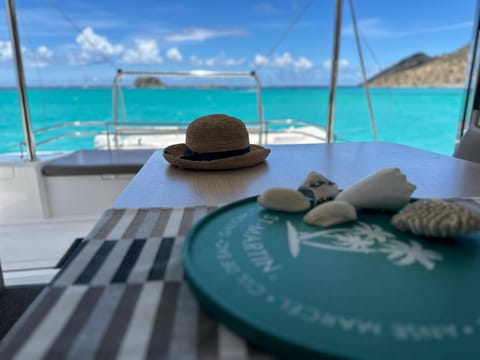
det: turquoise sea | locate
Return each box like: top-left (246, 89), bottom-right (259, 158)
top-left (0, 87), bottom-right (465, 155)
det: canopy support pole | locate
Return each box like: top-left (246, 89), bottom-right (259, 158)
top-left (5, 0), bottom-right (36, 160)
top-left (326, 0), bottom-right (343, 143)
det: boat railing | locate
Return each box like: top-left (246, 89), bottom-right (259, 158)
top-left (3, 120), bottom-right (111, 156)
top-left (3, 69), bottom-right (330, 157)
top-left (3, 117), bottom-right (327, 157)
top-left (113, 69), bottom-right (267, 145)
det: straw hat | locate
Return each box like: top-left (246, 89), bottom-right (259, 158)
top-left (163, 114), bottom-right (270, 170)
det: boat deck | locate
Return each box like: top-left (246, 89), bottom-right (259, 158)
top-left (0, 217), bottom-right (97, 285)
top-left (1, 126), bottom-right (328, 286)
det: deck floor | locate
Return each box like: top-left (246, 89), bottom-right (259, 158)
top-left (0, 218), bottom-right (97, 285)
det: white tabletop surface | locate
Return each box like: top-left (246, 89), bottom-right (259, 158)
top-left (113, 142), bottom-right (480, 208)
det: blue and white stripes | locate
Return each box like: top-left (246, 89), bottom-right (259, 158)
top-left (0, 207), bottom-right (273, 360)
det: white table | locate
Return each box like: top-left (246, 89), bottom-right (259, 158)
top-left (114, 142), bottom-right (480, 208)
top-left (4, 142), bottom-right (480, 359)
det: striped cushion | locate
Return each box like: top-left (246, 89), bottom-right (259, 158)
top-left (0, 207), bottom-right (275, 359)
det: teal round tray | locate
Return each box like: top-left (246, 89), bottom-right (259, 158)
top-left (183, 196), bottom-right (480, 359)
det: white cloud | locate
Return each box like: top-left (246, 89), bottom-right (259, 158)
top-left (342, 18), bottom-right (392, 39)
top-left (166, 47), bottom-right (183, 62)
top-left (224, 57), bottom-right (246, 67)
top-left (186, 52), bottom-right (312, 72)
top-left (0, 41), bottom-right (52, 67)
top-left (205, 57), bottom-right (216, 67)
top-left (0, 41), bottom-right (13, 61)
top-left (294, 57), bottom-right (313, 71)
top-left (254, 54), bottom-right (269, 67)
top-left (69, 27), bottom-right (123, 65)
top-left (342, 18), bottom-right (473, 39)
top-left (322, 58), bottom-right (350, 70)
top-left (273, 52), bottom-right (293, 67)
top-left (214, 56), bottom-right (245, 67)
top-left (253, 53), bottom-right (314, 71)
top-left (122, 39), bottom-right (162, 64)
top-left (37, 46), bottom-right (53, 60)
top-left (189, 53), bottom-right (245, 68)
top-left (165, 28), bottom-right (247, 42)
top-left (77, 27), bottom-right (123, 55)
top-left (189, 55), bottom-right (203, 66)
top-left (414, 21), bottom-right (473, 35)
top-left (26, 46), bottom-right (54, 67)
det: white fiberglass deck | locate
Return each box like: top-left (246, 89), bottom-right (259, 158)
top-left (0, 218), bottom-right (97, 285)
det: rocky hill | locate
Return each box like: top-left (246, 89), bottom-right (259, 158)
top-left (366, 45), bottom-right (469, 87)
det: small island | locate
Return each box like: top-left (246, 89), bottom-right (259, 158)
top-left (132, 77), bottom-right (230, 89)
top-left (134, 77), bottom-right (166, 88)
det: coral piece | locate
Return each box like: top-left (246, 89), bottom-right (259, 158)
top-left (336, 168), bottom-right (416, 211)
top-left (257, 187), bottom-right (311, 212)
top-left (391, 199), bottom-right (480, 237)
top-left (298, 171), bottom-right (339, 206)
top-left (303, 200), bottom-right (357, 227)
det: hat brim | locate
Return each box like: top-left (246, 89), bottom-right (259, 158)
top-left (163, 143), bottom-right (271, 170)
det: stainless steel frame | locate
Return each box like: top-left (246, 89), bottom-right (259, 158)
top-left (5, 118), bottom-right (327, 154)
top-left (458, 2), bottom-right (480, 138)
top-left (326, 0), bottom-right (343, 143)
top-left (5, 0), bottom-right (36, 160)
top-left (112, 69), bottom-right (265, 144)
top-left (454, 1), bottom-right (480, 162)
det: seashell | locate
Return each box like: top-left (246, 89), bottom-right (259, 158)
top-left (391, 199), bottom-right (480, 238)
top-left (304, 200), bottom-right (357, 227)
top-left (298, 171), bottom-right (339, 206)
top-left (335, 168), bottom-right (416, 211)
top-left (257, 187), bottom-right (311, 212)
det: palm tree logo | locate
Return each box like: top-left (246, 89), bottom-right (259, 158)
top-left (286, 221), bottom-right (443, 271)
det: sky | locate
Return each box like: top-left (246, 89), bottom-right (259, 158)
top-left (0, 0), bottom-right (477, 87)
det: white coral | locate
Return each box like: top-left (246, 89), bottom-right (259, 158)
top-left (392, 199), bottom-right (480, 237)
